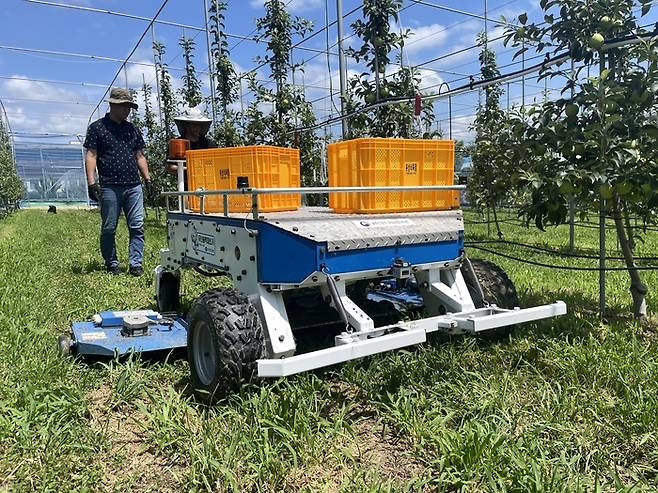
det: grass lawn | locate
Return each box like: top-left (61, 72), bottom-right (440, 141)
top-left (0, 208), bottom-right (656, 492)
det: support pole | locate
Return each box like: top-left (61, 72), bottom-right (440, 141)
top-left (336, 0), bottom-right (349, 138)
top-left (568, 58), bottom-right (575, 250)
top-left (598, 53), bottom-right (606, 321)
top-left (151, 24), bottom-right (163, 124)
top-left (599, 198), bottom-right (606, 320)
top-left (448, 96), bottom-right (452, 139)
top-left (521, 39), bottom-right (526, 113)
top-left (203, 0), bottom-right (218, 122)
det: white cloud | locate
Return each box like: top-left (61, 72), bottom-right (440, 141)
top-left (1, 76), bottom-right (94, 138)
top-left (417, 69), bottom-right (443, 93)
top-left (401, 23), bottom-right (450, 54)
top-left (124, 58), bottom-right (158, 89)
top-left (3, 76), bottom-right (78, 102)
top-left (447, 114), bottom-right (476, 142)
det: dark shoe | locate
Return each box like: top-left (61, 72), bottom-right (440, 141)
top-left (106, 265), bottom-right (121, 275)
top-left (129, 265), bottom-right (144, 277)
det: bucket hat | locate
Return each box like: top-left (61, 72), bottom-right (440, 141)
top-left (174, 106), bottom-right (212, 135)
top-left (106, 87), bottom-right (138, 109)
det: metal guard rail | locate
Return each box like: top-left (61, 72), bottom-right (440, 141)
top-left (161, 185), bottom-right (467, 219)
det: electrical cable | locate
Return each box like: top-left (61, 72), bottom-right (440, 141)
top-left (325, 0), bottom-right (340, 115)
top-left (465, 239), bottom-right (658, 261)
top-left (88, 0), bottom-right (171, 124)
top-left (292, 26), bottom-right (658, 133)
top-left (466, 244), bottom-right (658, 271)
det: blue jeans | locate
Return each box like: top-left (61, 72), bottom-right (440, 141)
top-left (100, 184), bottom-right (144, 268)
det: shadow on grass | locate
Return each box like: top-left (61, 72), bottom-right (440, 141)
top-left (70, 258), bottom-right (106, 274)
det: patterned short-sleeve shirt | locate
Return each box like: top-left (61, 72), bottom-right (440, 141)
top-left (84, 114), bottom-right (145, 186)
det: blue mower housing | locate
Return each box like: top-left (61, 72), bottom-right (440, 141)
top-left (63, 309), bottom-right (187, 357)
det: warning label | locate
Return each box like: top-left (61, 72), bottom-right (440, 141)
top-left (79, 331), bottom-right (107, 341)
top-left (353, 218), bottom-right (415, 229)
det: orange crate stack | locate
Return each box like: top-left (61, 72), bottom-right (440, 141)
top-left (328, 138), bottom-right (458, 214)
top-left (186, 146), bottom-right (301, 213)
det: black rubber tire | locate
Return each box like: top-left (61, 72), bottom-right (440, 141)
top-left (57, 334), bottom-right (73, 357)
top-left (463, 258), bottom-right (519, 339)
top-left (157, 271), bottom-right (180, 313)
top-left (187, 288), bottom-right (265, 403)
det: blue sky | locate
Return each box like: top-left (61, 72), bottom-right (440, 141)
top-left (0, 0), bottom-right (648, 144)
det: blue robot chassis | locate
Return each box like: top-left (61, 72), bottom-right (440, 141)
top-left (155, 186), bottom-right (566, 383)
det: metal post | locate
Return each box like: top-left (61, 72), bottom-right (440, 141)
top-left (123, 65), bottom-right (129, 89)
top-left (239, 75), bottom-right (244, 114)
top-left (251, 192), bottom-right (259, 220)
top-left (291, 47), bottom-right (298, 130)
top-left (336, 0), bottom-right (349, 138)
top-left (203, 0), bottom-right (218, 123)
top-left (176, 160), bottom-right (185, 211)
top-left (484, 0), bottom-right (489, 45)
top-left (599, 198), bottom-right (606, 319)
top-left (521, 39), bottom-right (526, 113)
top-left (569, 196), bottom-right (575, 250)
top-left (151, 24), bottom-right (163, 124)
top-left (448, 96), bottom-right (452, 139)
top-left (568, 58), bottom-right (575, 250)
top-left (598, 53), bottom-right (606, 321)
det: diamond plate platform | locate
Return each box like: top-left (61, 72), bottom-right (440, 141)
top-left (215, 207), bottom-right (463, 251)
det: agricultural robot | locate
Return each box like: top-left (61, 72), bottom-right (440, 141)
top-left (61, 171), bottom-right (566, 402)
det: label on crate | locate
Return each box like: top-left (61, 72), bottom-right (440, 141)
top-left (405, 162), bottom-right (418, 174)
top-left (354, 218), bottom-right (415, 229)
top-left (192, 232), bottom-right (216, 255)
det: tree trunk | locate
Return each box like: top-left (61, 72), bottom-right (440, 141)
top-left (623, 208), bottom-right (635, 252)
top-left (612, 196), bottom-right (647, 319)
top-left (491, 204), bottom-right (504, 239)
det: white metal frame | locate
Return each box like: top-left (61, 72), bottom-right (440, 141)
top-left (257, 301), bottom-right (567, 377)
top-left (156, 185), bottom-right (567, 378)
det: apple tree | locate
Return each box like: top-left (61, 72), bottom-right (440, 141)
top-left (505, 0), bottom-right (658, 318)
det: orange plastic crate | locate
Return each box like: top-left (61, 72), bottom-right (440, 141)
top-left (186, 145), bottom-right (301, 213)
top-left (328, 138), bottom-right (458, 214)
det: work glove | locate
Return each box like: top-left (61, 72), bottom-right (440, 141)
top-left (88, 182), bottom-right (101, 202)
top-left (144, 179), bottom-right (157, 202)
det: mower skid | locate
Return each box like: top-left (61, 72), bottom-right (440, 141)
top-left (446, 301), bottom-right (567, 333)
top-left (257, 329), bottom-right (427, 377)
top-left (257, 301), bottom-right (566, 377)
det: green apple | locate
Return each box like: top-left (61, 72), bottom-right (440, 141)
top-left (559, 181), bottom-right (575, 194)
top-left (615, 181), bottom-right (632, 196)
top-left (589, 32), bottom-right (605, 49)
top-left (599, 183), bottom-right (613, 199)
top-left (565, 103), bottom-right (579, 117)
top-left (599, 15), bottom-right (613, 29)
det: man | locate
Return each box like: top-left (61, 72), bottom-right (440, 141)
top-left (167, 107), bottom-right (216, 177)
top-left (84, 87), bottom-right (153, 276)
